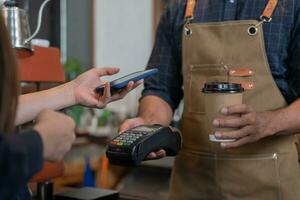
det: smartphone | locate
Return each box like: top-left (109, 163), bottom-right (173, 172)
top-left (95, 68), bottom-right (158, 95)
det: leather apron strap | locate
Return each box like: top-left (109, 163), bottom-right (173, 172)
top-left (261, 0), bottom-right (278, 22)
top-left (184, 0), bottom-right (278, 21)
top-left (184, 0), bottom-right (196, 20)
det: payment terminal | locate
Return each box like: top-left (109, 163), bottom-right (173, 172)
top-left (106, 125), bottom-right (182, 166)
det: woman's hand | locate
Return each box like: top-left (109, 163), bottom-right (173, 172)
top-left (68, 67), bottom-right (142, 108)
top-left (213, 104), bottom-right (277, 149)
top-left (34, 109), bottom-right (76, 161)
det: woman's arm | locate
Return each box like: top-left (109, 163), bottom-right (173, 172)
top-left (16, 67), bottom-right (141, 125)
top-left (17, 82), bottom-right (75, 125)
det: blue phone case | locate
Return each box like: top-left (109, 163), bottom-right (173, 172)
top-left (95, 68), bottom-right (158, 94)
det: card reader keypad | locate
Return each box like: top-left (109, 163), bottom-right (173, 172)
top-left (110, 131), bottom-right (148, 147)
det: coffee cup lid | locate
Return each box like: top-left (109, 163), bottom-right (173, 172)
top-left (202, 82), bottom-right (244, 93)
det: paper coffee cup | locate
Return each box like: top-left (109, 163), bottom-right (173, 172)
top-left (202, 82), bottom-right (244, 143)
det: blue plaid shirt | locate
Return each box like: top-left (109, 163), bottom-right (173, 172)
top-left (143, 0), bottom-right (300, 111)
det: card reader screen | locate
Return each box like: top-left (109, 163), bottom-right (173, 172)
top-left (132, 126), bottom-right (156, 132)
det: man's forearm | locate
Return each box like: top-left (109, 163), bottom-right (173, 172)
top-left (138, 95), bottom-right (173, 126)
top-left (16, 83), bottom-right (75, 125)
top-left (268, 99), bottom-right (300, 136)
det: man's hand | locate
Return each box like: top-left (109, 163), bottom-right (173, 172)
top-left (69, 67), bottom-right (142, 108)
top-left (119, 117), bottom-right (147, 133)
top-left (34, 109), bottom-right (76, 161)
top-left (120, 117), bottom-right (166, 160)
top-left (213, 104), bottom-right (276, 149)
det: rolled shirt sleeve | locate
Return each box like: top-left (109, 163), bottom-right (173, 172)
top-left (142, 2), bottom-right (184, 112)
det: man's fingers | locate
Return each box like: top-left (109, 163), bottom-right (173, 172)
top-left (222, 104), bottom-right (253, 115)
top-left (220, 136), bottom-right (252, 149)
top-left (119, 118), bottom-right (145, 133)
top-left (119, 123), bottom-right (130, 133)
top-left (118, 120), bottom-right (136, 133)
top-left (215, 126), bottom-right (252, 139)
top-left (146, 149), bottom-right (166, 160)
top-left (94, 67), bottom-right (120, 77)
top-left (156, 149), bottom-right (166, 158)
top-left (147, 152), bottom-right (157, 159)
top-left (213, 116), bottom-right (250, 128)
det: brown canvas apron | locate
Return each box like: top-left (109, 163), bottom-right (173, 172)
top-left (169, 0), bottom-right (300, 199)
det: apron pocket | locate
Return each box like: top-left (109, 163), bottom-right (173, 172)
top-left (188, 64), bottom-right (228, 114)
top-left (170, 151), bottom-right (282, 200)
top-left (215, 153), bottom-right (281, 200)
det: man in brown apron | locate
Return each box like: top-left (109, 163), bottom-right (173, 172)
top-left (120, 0), bottom-right (300, 199)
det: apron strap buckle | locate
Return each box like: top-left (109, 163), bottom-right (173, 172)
top-left (184, 16), bottom-right (194, 25)
top-left (184, 16), bottom-right (194, 36)
top-left (259, 15), bottom-right (272, 23)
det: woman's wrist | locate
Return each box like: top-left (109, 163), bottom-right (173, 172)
top-left (50, 81), bottom-right (77, 108)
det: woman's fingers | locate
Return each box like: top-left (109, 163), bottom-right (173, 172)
top-left (95, 79), bottom-right (143, 107)
top-left (110, 80), bottom-right (143, 102)
top-left (132, 80), bottom-right (144, 89)
top-left (97, 82), bottom-right (111, 107)
top-left (94, 67), bottom-right (120, 77)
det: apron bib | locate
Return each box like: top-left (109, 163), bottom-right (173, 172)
top-left (169, 1), bottom-right (300, 199)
